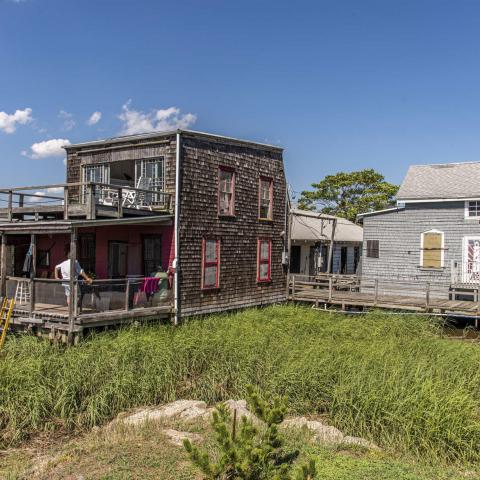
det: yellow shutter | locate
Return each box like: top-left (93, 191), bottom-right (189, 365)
top-left (422, 233), bottom-right (442, 268)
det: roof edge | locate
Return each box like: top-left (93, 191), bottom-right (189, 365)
top-left (356, 206), bottom-right (405, 220)
top-left (64, 129), bottom-right (283, 152)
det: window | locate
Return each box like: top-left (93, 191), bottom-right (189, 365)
top-left (135, 158), bottom-right (165, 205)
top-left (257, 239), bottom-right (272, 282)
top-left (366, 240), bottom-right (379, 258)
top-left (82, 164), bottom-right (110, 202)
top-left (202, 239), bottom-right (220, 289)
top-left (143, 236), bottom-right (162, 276)
top-left (421, 230), bottom-right (444, 269)
top-left (36, 250), bottom-right (50, 268)
top-left (78, 233), bottom-right (96, 274)
top-left (218, 167), bottom-right (235, 216)
top-left (259, 177), bottom-right (273, 220)
top-left (466, 201), bottom-right (480, 218)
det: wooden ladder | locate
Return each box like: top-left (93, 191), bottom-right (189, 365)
top-left (14, 280), bottom-right (30, 305)
top-left (0, 297), bottom-right (15, 351)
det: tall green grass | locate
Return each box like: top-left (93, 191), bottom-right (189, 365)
top-left (1, 305), bottom-right (480, 463)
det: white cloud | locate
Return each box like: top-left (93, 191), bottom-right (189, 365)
top-left (30, 187), bottom-right (64, 203)
top-left (87, 111), bottom-right (102, 126)
top-left (58, 110), bottom-right (75, 131)
top-left (118, 101), bottom-right (197, 135)
top-left (23, 138), bottom-right (71, 159)
top-left (0, 108), bottom-right (33, 134)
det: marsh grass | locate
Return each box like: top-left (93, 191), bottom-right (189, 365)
top-left (1, 305), bottom-right (480, 464)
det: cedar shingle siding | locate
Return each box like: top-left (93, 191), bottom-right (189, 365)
top-left (179, 135), bottom-right (287, 316)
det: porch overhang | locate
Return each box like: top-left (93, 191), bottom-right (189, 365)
top-left (0, 214), bottom-right (174, 235)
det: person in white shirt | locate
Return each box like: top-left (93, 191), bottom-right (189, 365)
top-left (55, 253), bottom-right (92, 305)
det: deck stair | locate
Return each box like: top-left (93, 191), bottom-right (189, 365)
top-left (0, 297), bottom-right (15, 351)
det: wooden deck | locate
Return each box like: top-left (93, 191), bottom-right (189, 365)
top-left (289, 275), bottom-right (480, 316)
top-left (10, 302), bottom-right (173, 331)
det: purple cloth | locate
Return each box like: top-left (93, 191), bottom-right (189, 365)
top-left (140, 277), bottom-right (160, 297)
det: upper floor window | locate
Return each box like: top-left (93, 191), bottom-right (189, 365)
top-left (218, 167), bottom-right (235, 216)
top-left (257, 238), bottom-right (272, 282)
top-left (202, 238), bottom-right (220, 289)
top-left (466, 200), bottom-right (480, 218)
top-left (366, 240), bottom-right (379, 258)
top-left (420, 230), bottom-right (444, 269)
top-left (259, 177), bottom-right (273, 220)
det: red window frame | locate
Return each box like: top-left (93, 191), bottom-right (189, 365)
top-left (218, 167), bottom-right (235, 216)
top-left (257, 238), bottom-right (272, 282)
top-left (202, 238), bottom-right (220, 289)
top-left (258, 176), bottom-right (273, 220)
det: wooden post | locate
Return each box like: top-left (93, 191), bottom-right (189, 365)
top-left (86, 184), bottom-right (96, 220)
top-left (124, 278), bottom-right (131, 311)
top-left (0, 234), bottom-right (6, 298)
top-left (477, 287), bottom-right (480, 315)
top-left (63, 185), bottom-right (69, 220)
top-left (291, 275), bottom-right (295, 300)
top-left (374, 279), bottom-right (379, 306)
top-left (425, 282), bottom-right (430, 310)
top-left (328, 277), bottom-right (333, 302)
top-left (29, 234), bottom-right (36, 314)
top-left (68, 228), bottom-right (77, 334)
top-left (326, 218), bottom-right (337, 274)
top-left (18, 194), bottom-right (24, 208)
top-left (117, 187), bottom-right (123, 218)
top-left (7, 190), bottom-right (13, 222)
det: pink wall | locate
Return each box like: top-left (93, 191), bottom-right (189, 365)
top-left (82, 224), bottom-right (174, 278)
top-left (12, 224), bottom-right (174, 279)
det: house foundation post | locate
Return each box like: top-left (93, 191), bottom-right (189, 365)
top-left (68, 227), bottom-right (78, 342)
top-left (0, 233), bottom-right (6, 298)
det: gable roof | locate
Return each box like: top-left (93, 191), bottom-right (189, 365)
top-left (397, 162), bottom-right (480, 201)
top-left (291, 209), bottom-right (363, 243)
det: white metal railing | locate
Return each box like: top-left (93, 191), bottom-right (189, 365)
top-left (451, 260), bottom-right (480, 284)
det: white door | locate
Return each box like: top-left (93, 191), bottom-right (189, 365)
top-left (463, 237), bottom-right (480, 283)
top-left (82, 164), bottom-right (110, 202)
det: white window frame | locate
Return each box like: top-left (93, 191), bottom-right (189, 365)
top-left (465, 200), bottom-right (480, 219)
top-left (420, 229), bottom-right (445, 268)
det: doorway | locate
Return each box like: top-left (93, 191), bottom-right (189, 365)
top-left (290, 245), bottom-right (301, 274)
top-left (108, 241), bottom-right (128, 278)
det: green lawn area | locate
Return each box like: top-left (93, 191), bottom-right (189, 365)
top-left (1, 304), bottom-right (480, 475)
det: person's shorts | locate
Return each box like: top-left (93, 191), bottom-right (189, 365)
top-left (63, 284), bottom-right (70, 296)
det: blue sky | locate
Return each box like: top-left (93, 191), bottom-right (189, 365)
top-left (2, 0), bottom-right (480, 197)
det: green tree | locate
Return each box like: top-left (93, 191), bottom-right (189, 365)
top-left (183, 385), bottom-right (317, 480)
top-left (297, 169), bottom-right (398, 222)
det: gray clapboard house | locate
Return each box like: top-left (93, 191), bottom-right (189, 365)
top-left (358, 161), bottom-right (480, 299)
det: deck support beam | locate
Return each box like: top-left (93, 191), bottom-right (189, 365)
top-left (0, 234), bottom-right (6, 297)
top-left (29, 234), bottom-right (36, 314)
top-left (68, 227), bottom-right (77, 337)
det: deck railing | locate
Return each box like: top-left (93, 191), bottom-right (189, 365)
top-left (451, 260), bottom-right (480, 285)
top-left (0, 181), bottom-right (173, 220)
top-left (6, 276), bottom-right (173, 319)
top-left (288, 273), bottom-right (480, 309)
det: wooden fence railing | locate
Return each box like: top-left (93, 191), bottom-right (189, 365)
top-left (0, 181), bottom-right (173, 220)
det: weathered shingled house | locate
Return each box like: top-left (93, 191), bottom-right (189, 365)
top-left (0, 130), bottom-right (287, 340)
top-left (358, 161), bottom-right (480, 300)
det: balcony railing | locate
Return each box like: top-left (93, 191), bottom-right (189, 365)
top-left (451, 260), bottom-right (480, 285)
top-left (0, 181), bottom-right (173, 221)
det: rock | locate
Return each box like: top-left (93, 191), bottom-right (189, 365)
top-left (162, 428), bottom-right (203, 446)
top-left (223, 399), bottom-right (259, 423)
top-left (282, 417), bottom-right (344, 444)
top-left (343, 435), bottom-right (380, 450)
top-left (121, 400), bottom-right (208, 426)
